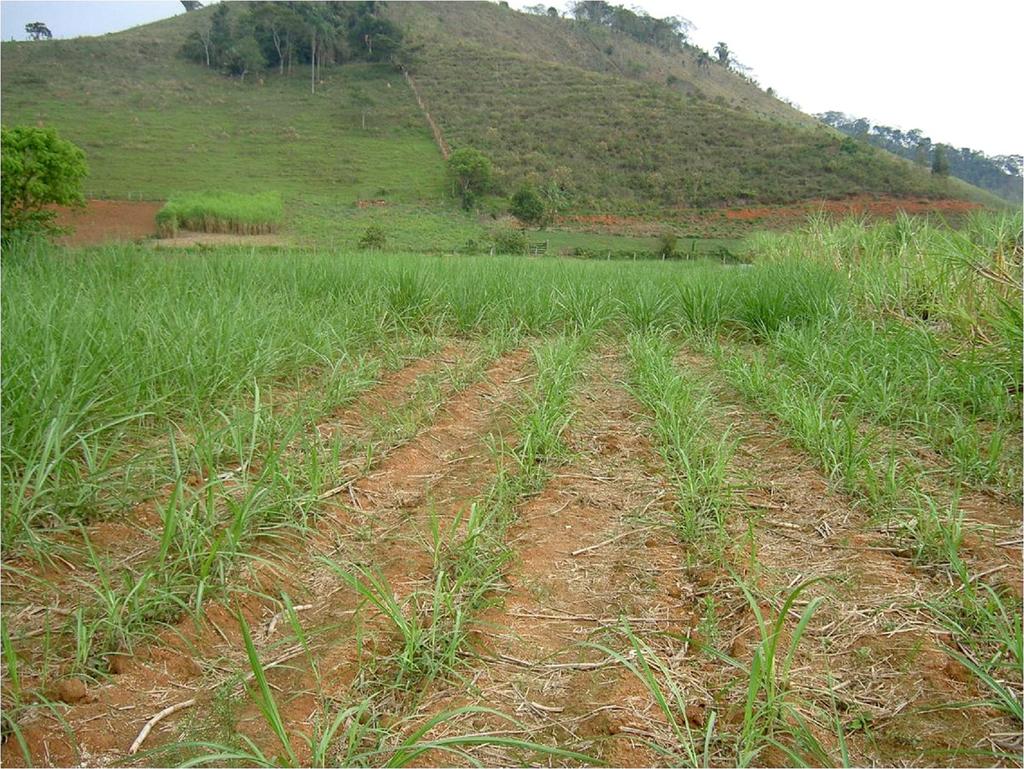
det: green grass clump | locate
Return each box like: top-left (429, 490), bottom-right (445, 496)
top-left (156, 191), bottom-right (283, 237)
top-left (627, 333), bottom-right (733, 543)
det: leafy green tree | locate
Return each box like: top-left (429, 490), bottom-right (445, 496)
top-left (510, 185), bottom-right (548, 226)
top-left (932, 144), bottom-right (950, 177)
top-left (25, 22), bottom-right (52, 40)
top-left (224, 35), bottom-right (266, 80)
top-left (180, 1), bottom-right (203, 11)
top-left (1, 125), bottom-right (88, 238)
top-left (209, 4), bottom-right (232, 67)
top-left (447, 148), bottom-right (493, 209)
top-left (714, 41), bottom-right (729, 65)
top-left (348, 14), bottom-right (403, 62)
top-left (250, 3), bottom-right (305, 75)
top-left (181, 29), bottom-right (212, 66)
top-left (914, 140), bottom-right (931, 167)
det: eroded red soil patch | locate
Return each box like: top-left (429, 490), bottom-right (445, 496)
top-left (556, 196), bottom-right (983, 239)
top-left (722, 196), bottom-right (981, 221)
top-left (52, 200), bottom-right (162, 246)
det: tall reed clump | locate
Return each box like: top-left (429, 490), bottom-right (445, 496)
top-left (748, 210), bottom-right (1022, 387)
top-left (156, 191), bottom-right (284, 237)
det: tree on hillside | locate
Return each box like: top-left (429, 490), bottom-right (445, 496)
top-left (1, 125), bottom-right (87, 239)
top-left (932, 144), bottom-right (950, 177)
top-left (696, 49), bottom-right (711, 72)
top-left (250, 3), bottom-right (305, 74)
top-left (570, 1), bottom-right (613, 25)
top-left (348, 13), bottom-right (403, 62)
top-left (209, 4), bottom-right (232, 67)
top-left (913, 139), bottom-right (931, 167)
top-left (547, 7), bottom-right (560, 17)
top-left (25, 22), bottom-right (52, 41)
top-left (447, 148), bottom-right (493, 209)
top-left (181, 26), bottom-right (213, 66)
top-left (224, 35), bottom-right (266, 81)
top-left (714, 41), bottom-right (729, 65)
top-left (180, 1), bottom-right (203, 11)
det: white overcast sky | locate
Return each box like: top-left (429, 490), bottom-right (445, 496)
top-left (1, 0), bottom-right (1021, 156)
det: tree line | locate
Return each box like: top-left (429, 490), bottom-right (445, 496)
top-left (564, 1), bottom-right (692, 52)
top-left (818, 112), bottom-right (1022, 203)
top-left (180, 1), bottom-right (403, 90)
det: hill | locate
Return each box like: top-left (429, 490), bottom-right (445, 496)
top-left (0, 0), bottom-right (1001, 247)
top-left (391, 2), bottom-right (997, 210)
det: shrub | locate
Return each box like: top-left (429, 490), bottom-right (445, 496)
top-left (656, 229), bottom-right (678, 258)
top-left (1, 125), bottom-right (87, 239)
top-left (492, 227), bottom-right (527, 255)
top-left (358, 224), bottom-right (387, 250)
top-left (510, 186), bottom-right (548, 226)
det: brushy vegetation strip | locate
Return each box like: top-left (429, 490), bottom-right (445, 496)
top-left (156, 191), bottom-right (283, 236)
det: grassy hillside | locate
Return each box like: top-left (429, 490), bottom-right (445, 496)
top-left (1, 17), bottom-right (443, 201)
top-left (0, 0), bottom-right (998, 240)
top-left (408, 41), bottom-right (959, 210)
top-left (389, 1), bottom-right (813, 125)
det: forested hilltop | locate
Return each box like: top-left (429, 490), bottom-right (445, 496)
top-left (818, 112), bottom-right (1022, 204)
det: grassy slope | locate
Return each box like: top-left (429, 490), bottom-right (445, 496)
top-left (411, 41), bottom-right (967, 210)
top-left (0, 1), bottom-right (999, 245)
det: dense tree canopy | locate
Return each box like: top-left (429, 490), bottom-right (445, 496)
top-left (180, 1), bottom-right (404, 83)
top-left (568, 1), bottom-right (690, 51)
top-left (510, 185), bottom-right (548, 226)
top-left (1, 125), bottom-right (87, 238)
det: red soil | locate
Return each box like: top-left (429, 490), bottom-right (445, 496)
top-left (555, 197), bottom-right (984, 239)
top-left (52, 200), bottom-right (162, 246)
top-left (721, 196), bottom-right (981, 221)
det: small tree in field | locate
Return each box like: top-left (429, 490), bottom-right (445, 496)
top-left (510, 185), bottom-right (548, 226)
top-left (1, 125), bottom-right (87, 239)
top-left (447, 148), bottom-right (493, 209)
